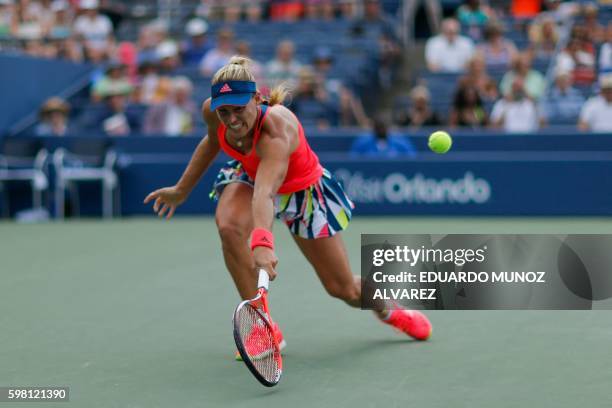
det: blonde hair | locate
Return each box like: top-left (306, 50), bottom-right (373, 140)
top-left (212, 55), bottom-right (289, 106)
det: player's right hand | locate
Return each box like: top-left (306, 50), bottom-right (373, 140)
top-left (143, 186), bottom-right (187, 219)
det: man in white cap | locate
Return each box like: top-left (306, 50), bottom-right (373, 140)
top-left (73, 0), bottom-right (113, 56)
top-left (181, 18), bottom-right (211, 66)
top-left (578, 74), bottom-right (612, 132)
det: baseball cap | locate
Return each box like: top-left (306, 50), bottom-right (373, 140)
top-left (186, 18), bottom-right (208, 36)
top-left (210, 81), bottom-right (256, 111)
top-left (80, 0), bottom-right (99, 9)
top-left (313, 46), bottom-right (333, 63)
top-left (156, 41), bottom-right (178, 59)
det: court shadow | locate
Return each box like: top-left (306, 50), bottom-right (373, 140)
top-left (292, 337), bottom-right (423, 366)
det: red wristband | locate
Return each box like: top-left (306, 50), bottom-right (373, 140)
top-left (250, 228), bottom-right (274, 251)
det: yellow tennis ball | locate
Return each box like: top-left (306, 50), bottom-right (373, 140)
top-left (428, 130), bottom-right (452, 154)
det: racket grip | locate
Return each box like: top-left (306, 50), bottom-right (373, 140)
top-left (257, 268), bottom-right (270, 290)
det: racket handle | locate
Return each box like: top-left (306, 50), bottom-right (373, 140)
top-left (257, 268), bottom-right (270, 290)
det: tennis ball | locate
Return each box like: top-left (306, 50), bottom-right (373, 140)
top-left (428, 131), bottom-right (452, 154)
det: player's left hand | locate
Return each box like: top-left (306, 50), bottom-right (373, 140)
top-left (253, 246), bottom-right (278, 280)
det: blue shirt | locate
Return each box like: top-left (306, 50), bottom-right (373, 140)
top-left (540, 86), bottom-right (585, 124)
top-left (350, 134), bottom-right (416, 158)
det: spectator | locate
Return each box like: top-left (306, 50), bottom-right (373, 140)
top-left (35, 97), bottom-right (71, 136)
top-left (49, 0), bottom-right (73, 39)
top-left (83, 84), bottom-right (141, 136)
top-left (144, 76), bottom-right (197, 136)
top-left (460, 54), bottom-right (499, 102)
top-left (599, 23), bottom-right (612, 73)
top-left (92, 61), bottom-right (133, 102)
top-left (235, 41), bottom-right (265, 85)
top-left (353, 0), bottom-right (399, 43)
top-left (500, 52), bottom-right (545, 101)
top-left (136, 24), bottom-right (161, 65)
top-left (425, 18), bottom-right (474, 73)
top-left (320, 0), bottom-right (336, 21)
top-left (181, 18), bottom-right (212, 66)
top-left (265, 40), bottom-right (303, 90)
top-left (337, 0), bottom-right (358, 21)
top-left (477, 21), bottom-right (518, 70)
top-left (216, 0), bottom-right (264, 23)
top-left (582, 3), bottom-right (604, 44)
top-left (29, 0), bottom-right (55, 36)
top-left (156, 40), bottom-right (180, 75)
top-left (200, 28), bottom-right (235, 77)
top-left (351, 115), bottom-right (417, 157)
top-left (396, 85), bottom-right (442, 127)
top-left (528, 15), bottom-right (558, 61)
top-left (374, 32), bottom-right (402, 90)
top-left (457, 0), bottom-right (493, 41)
top-left (219, 1), bottom-right (241, 23)
top-left (115, 41), bottom-right (138, 82)
top-left (541, 0), bottom-right (579, 23)
top-left (73, 0), bottom-right (113, 57)
top-left (539, 71), bottom-right (585, 125)
top-left (146, 18), bottom-right (171, 45)
top-left (134, 56), bottom-right (162, 105)
top-left (311, 46), bottom-right (369, 127)
top-left (510, 0), bottom-right (541, 19)
top-left (304, 0), bottom-right (335, 21)
top-left (490, 78), bottom-right (539, 132)
top-left (555, 37), bottom-right (596, 86)
top-left (12, 0), bottom-right (45, 40)
top-left (578, 74), bottom-right (612, 132)
top-left (195, 0), bottom-right (213, 20)
top-left (401, 0), bottom-right (442, 45)
top-left (269, 1), bottom-right (303, 21)
top-left (244, 0), bottom-right (265, 22)
top-left (56, 37), bottom-right (84, 62)
top-left (290, 67), bottom-right (337, 129)
top-left (450, 83), bottom-right (488, 128)
top-left (0, 0), bottom-right (15, 37)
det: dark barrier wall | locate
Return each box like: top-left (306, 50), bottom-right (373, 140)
top-left (116, 153), bottom-right (612, 216)
top-left (4, 134), bottom-right (612, 216)
top-left (0, 55), bottom-right (93, 135)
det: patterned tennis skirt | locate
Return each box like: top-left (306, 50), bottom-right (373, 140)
top-left (210, 160), bottom-right (354, 239)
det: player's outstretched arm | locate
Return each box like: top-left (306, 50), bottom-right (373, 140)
top-left (250, 109), bottom-right (294, 279)
top-left (144, 99), bottom-right (221, 219)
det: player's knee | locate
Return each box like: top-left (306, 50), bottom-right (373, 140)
top-left (216, 217), bottom-right (248, 245)
top-left (325, 282), bottom-right (360, 304)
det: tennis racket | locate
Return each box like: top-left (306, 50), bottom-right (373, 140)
top-left (233, 268), bottom-right (283, 387)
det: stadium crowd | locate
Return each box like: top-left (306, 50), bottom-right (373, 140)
top-left (0, 0), bottom-right (611, 141)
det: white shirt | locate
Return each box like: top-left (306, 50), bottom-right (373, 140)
top-left (73, 14), bottom-right (112, 50)
top-left (555, 50), bottom-right (595, 74)
top-left (265, 59), bottom-right (303, 90)
top-left (425, 34), bottom-right (474, 73)
top-left (491, 98), bottom-right (539, 133)
top-left (199, 49), bottom-right (233, 77)
top-left (579, 95), bottom-right (612, 132)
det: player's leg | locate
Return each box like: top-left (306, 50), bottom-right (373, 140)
top-left (217, 182), bottom-right (286, 359)
top-left (215, 182), bottom-right (257, 300)
top-left (291, 233), bottom-right (382, 313)
top-left (292, 233), bottom-right (431, 340)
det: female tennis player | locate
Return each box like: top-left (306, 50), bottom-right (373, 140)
top-left (144, 56), bottom-right (432, 355)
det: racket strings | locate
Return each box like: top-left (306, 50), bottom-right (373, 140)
top-left (236, 305), bottom-right (280, 383)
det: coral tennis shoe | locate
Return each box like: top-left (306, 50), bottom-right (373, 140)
top-left (382, 305), bottom-right (432, 341)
